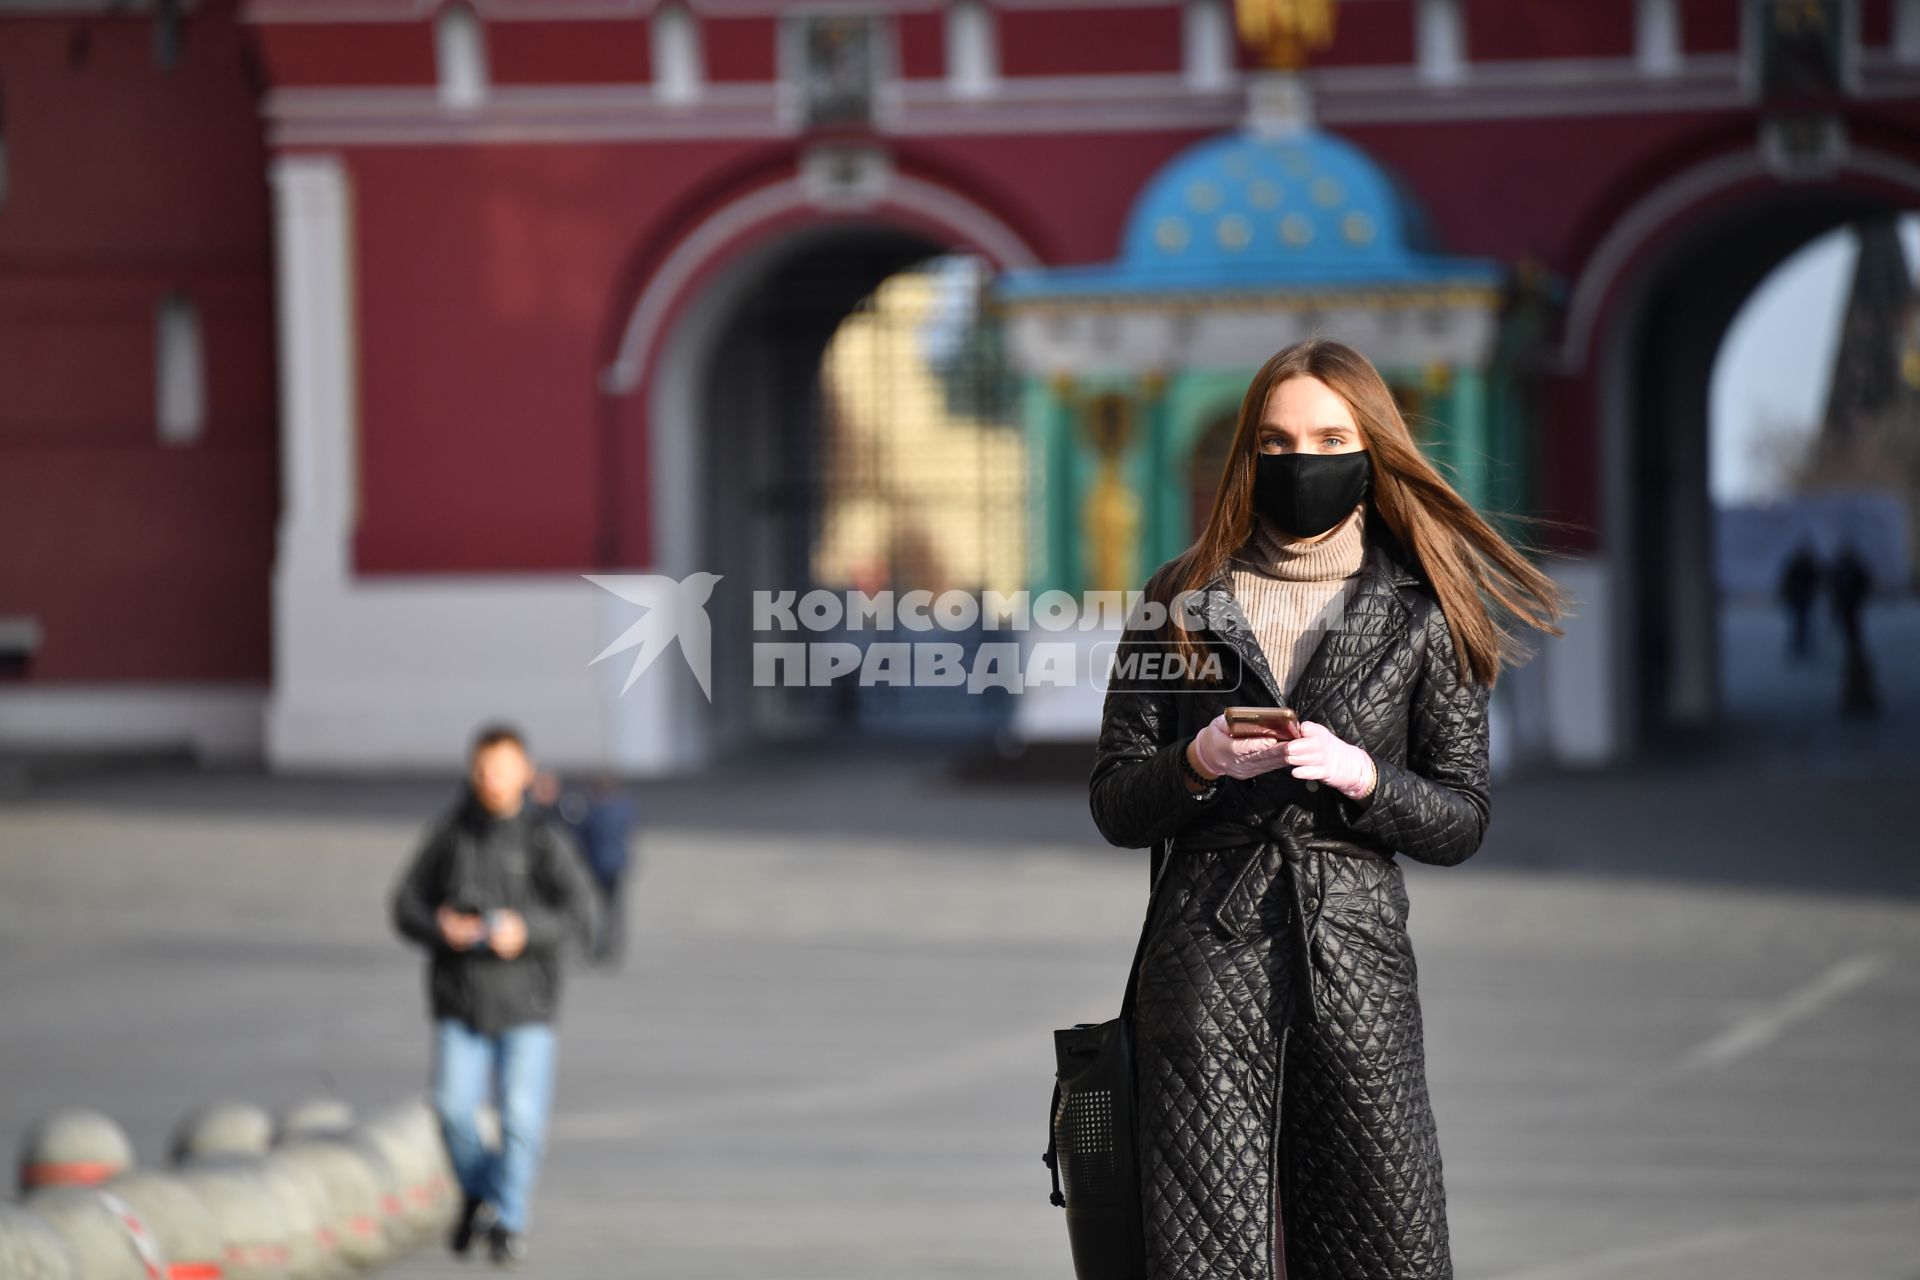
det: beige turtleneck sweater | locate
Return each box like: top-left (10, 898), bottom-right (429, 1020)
top-left (1227, 501), bottom-right (1367, 699)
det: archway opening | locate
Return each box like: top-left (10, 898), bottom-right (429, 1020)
top-left (677, 229), bottom-right (1026, 751)
top-left (1611, 186), bottom-right (1920, 762)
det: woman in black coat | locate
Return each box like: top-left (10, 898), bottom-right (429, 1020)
top-left (1089, 339), bottom-right (1569, 1280)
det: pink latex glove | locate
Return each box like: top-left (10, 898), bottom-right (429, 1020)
top-left (1190, 712), bottom-right (1294, 780)
top-left (1280, 720), bottom-right (1377, 799)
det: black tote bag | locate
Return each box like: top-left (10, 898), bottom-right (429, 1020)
top-left (1043, 837), bottom-right (1170, 1280)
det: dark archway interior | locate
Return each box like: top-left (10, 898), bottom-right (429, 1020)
top-left (1622, 186), bottom-right (1905, 748)
top-left (696, 228), bottom-right (946, 746)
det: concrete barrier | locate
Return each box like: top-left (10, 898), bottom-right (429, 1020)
top-left (107, 1170), bottom-right (227, 1280)
top-left (367, 1101), bottom-right (460, 1240)
top-left (23, 1185), bottom-right (167, 1280)
top-left (0, 1204), bottom-right (77, 1279)
top-left (17, 1108), bottom-right (135, 1192)
top-left (184, 1152), bottom-right (338, 1280)
top-left (272, 1140), bottom-right (388, 1271)
top-left (178, 1159), bottom-right (296, 1280)
top-left (172, 1102), bottom-right (274, 1163)
top-left (274, 1100), bottom-right (353, 1145)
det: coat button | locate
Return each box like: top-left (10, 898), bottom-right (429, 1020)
top-left (1303, 779), bottom-right (1320, 791)
top-left (1303, 894), bottom-right (1319, 914)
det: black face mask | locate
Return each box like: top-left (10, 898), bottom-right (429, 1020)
top-left (1251, 449), bottom-right (1372, 540)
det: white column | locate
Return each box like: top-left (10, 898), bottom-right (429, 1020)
top-left (1182, 0), bottom-right (1235, 92)
top-left (652, 2), bottom-right (704, 104)
top-left (1636, 0), bottom-right (1682, 76)
top-left (947, 0), bottom-right (998, 98)
top-left (267, 154), bottom-right (356, 582)
top-left (154, 291), bottom-right (206, 445)
top-left (1898, 0), bottom-right (1920, 62)
top-left (1416, 0), bottom-right (1465, 85)
top-left (435, 3), bottom-right (489, 109)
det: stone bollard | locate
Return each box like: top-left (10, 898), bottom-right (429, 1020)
top-left (259, 1149), bottom-right (350, 1280)
top-left (274, 1100), bottom-right (353, 1145)
top-left (178, 1159), bottom-right (295, 1280)
top-left (183, 1152), bottom-right (333, 1280)
top-left (356, 1110), bottom-right (448, 1249)
top-left (24, 1185), bottom-right (168, 1280)
top-left (337, 1131), bottom-right (411, 1258)
top-left (272, 1139), bottom-right (389, 1271)
top-left (172, 1102), bottom-right (274, 1163)
top-left (107, 1170), bottom-right (227, 1280)
top-left (17, 1108), bottom-right (135, 1193)
top-left (382, 1100), bottom-right (461, 1237)
top-left (0, 1204), bottom-right (77, 1279)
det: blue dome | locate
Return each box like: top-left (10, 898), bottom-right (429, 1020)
top-left (998, 125), bottom-right (1501, 299)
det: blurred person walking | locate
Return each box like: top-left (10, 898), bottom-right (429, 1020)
top-left (559, 776), bottom-right (640, 965)
top-left (531, 771), bottom-right (641, 965)
top-left (1827, 538), bottom-right (1879, 716)
top-left (1777, 537), bottom-right (1822, 661)
top-left (391, 724), bottom-right (599, 1268)
top-left (1088, 339), bottom-right (1568, 1280)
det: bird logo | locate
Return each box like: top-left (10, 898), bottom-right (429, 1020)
top-left (582, 572), bottom-right (723, 699)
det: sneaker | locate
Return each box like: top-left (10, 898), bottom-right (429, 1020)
top-left (450, 1194), bottom-right (495, 1257)
top-left (488, 1224), bottom-right (528, 1268)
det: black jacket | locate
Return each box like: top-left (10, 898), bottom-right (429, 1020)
top-left (1090, 513), bottom-right (1491, 1280)
top-left (391, 793), bottom-right (600, 1034)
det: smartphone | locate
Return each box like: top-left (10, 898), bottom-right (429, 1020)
top-left (1225, 706), bottom-right (1302, 740)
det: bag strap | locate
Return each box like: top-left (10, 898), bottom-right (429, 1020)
top-left (1120, 834), bottom-right (1173, 1020)
top-left (1045, 834), bottom-right (1174, 1208)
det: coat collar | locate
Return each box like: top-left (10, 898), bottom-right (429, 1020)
top-left (1193, 530), bottom-right (1420, 718)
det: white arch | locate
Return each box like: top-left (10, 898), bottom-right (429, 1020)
top-left (599, 167), bottom-right (1042, 396)
top-left (1557, 143), bottom-right (1920, 373)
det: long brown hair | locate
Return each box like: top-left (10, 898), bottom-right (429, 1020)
top-left (1149, 338), bottom-right (1573, 688)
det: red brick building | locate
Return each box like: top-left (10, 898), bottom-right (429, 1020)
top-left (3, 0), bottom-right (1918, 770)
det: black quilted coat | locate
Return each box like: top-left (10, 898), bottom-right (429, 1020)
top-left (1088, 514), bottom-right (1491, 1280)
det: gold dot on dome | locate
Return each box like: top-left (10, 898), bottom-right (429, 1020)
top-left (1156, 216), bottom-right (1192, 252)
top-left (1279, 214), bottom-right (1313, 247)
top-left (1216, 214), bottom-right (1252, 251)
top-left (1187, 180), bottom-right (1223, 213)
top-left (1248, 179), bottom-right (1281, 210)
top-left (1312, 177), bottom-right (1345, 207)
top-left (1343, 211), bottom-right (1376, 245)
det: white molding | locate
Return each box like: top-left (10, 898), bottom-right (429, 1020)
top-left (247, 49), bottom-right (1889, 146)
top-left (0, 0), bottom-right (202, 11)
top-left (1557, 144), bottom-right (1920, 372)
top-left (0, 685), bottom-right (265, 761)
top-left (600, 167), bottom-right (1038, 395)
top-left (239, 0), bottom-right (1179, 20)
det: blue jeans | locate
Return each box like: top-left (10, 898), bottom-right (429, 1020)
top-left (431, 1018), bottom-right (557, 1234)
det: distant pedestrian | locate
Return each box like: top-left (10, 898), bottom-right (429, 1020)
top-left (1776, 537), bottom-right (1822, 661)
top-left (556, 775), bottom-right (640, 966)
top-left (1826, 540), bottom-right (1879, 716)
top-left (390, 723), bottom-right (598, 1268)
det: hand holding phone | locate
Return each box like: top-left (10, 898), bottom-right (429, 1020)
top-left (1191, 711), bottom-right (1297, 781)
top-left (1224, 706), bottom-right (1303, 740)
